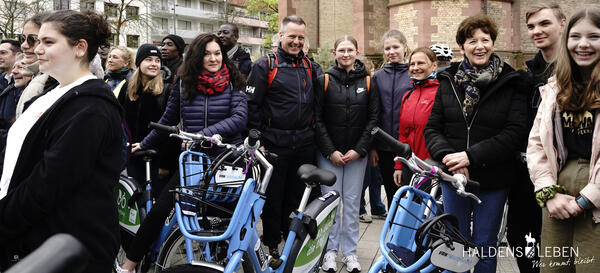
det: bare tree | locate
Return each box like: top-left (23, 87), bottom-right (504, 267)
top-left (96, 0), bottom-right (153, 46)
top-left (0, 0), bottom-right (32, 39)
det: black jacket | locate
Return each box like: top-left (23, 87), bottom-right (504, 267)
top-left (525, 51), bottom-right (551, 132)
top-left (246, 47), bottom-right (318, 148)
top-left (0, 79), bottom-right (124, 273)
top-left (424, 62), bottom-right (528, 191)
top-left (315, 60), bottom-right (379, 158)
top-left (231, 46), bottom-right (253, 77)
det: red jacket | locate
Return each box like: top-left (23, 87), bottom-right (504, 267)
top-left (395, 79), bottom-right (439, 169)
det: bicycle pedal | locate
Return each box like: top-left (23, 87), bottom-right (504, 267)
top-left (269, 256), bottom-right (283, 269)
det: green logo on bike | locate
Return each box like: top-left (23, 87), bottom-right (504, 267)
top-left (114, 184), bottom-right (140, 228)
top-left (294, 207), bottom-right (337, 267)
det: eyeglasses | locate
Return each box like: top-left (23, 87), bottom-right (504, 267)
top-left (17, 34), bottom-right (40, 47)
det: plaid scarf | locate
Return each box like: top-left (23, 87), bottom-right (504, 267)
top-left (454, 53), bottom-right (503, 119)
top-left (197, 65), bottom-right (230, 95)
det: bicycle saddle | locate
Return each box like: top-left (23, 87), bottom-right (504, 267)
top-left (297, 164), bottom-right (336, 186)
top-left (131, 149), bottom-right (158, 158)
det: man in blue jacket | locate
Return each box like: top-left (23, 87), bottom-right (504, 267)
top-left (246, 15), bottom-right (318, 258)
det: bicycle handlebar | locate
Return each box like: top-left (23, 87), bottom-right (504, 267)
top-left (370, 126), bottom-right (481, 203)
top-left (6, 234), bottom-right (89, 273)
top-left (148, 121), bottom-right (177, 134)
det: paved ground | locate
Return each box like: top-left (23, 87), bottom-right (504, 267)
top-left (317, 189), bottom-right (520, 273)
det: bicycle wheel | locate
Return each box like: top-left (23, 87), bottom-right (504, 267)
top-left (155, 228), bottom-right (253, 273)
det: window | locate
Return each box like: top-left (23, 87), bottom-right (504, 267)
top-left (154, 17), bottom-right (169, 30)
top-left (200, 23), bottom-right (213, 33)
top-left (53, 0), bottom-right (69, 10)
top-left (126, 5), bottom-right (139, 20)
top-left (104, 3), bottom-right (118, 17)
top-left (80, 0), bottom-right (94, 10)
top-left (240, 27), bottom-right (252, 37)
top-left (160, 0), bottom-right (169, 11)
top-left (178, 20), bottom-right (192, 31)
top-left (178, 0), bottom-right (191, 8)
top-left (110, 34), bottom-right (118, 46)
top-left (127, 35), bottom-right (139, 48)
top-left (200, 2), bottom-right (213, 12)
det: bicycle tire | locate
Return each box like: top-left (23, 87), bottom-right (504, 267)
top-left (159, 264), bottom-right (220, 273)
top-left (155, 228), bottom-right (253, 273)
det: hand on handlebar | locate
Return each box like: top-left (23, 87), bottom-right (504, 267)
top-left (131, 143), bottom-right (142, 152)
top-left (451, 166), bottom-right (470, 180)
top-left (443, 152), bottom-right (470, 172)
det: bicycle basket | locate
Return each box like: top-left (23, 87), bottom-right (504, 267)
top-left (176, 151), bottom-right (246, 217)
top-left (381, 186), bottom-right (440, 271)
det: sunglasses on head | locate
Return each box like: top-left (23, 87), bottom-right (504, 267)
top-left (17, 34), bottom-right (40, 47)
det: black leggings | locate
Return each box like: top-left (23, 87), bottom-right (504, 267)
top-left (126, 170), bottom-right (179, 262)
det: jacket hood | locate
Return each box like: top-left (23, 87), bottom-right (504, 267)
top-left (326, 59), bottom-right (368, 83)
top-left (382, 62), bottom-right (409, 74)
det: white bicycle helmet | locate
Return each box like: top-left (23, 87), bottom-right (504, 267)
top-left (429, 43), bottom-right (453, 61)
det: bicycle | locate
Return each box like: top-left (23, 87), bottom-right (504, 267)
top-left (368, 127), bottom-right (482, 273)
top-left (146, 123), bottom-right (341, 273)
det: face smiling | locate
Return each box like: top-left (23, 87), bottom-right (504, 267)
top-left (139, 56), bottom-right (161, 79)
top-left (21, 21), bottom-right (40, 65)
top-left (567, 18), bottom-right (600, 73)
top-left (203, 40), bottom-right (223, 73)
top-left (409, 52), bottom-right (438, 80)
top-left (383, 37), bottom-right (406, 64)
top-left (35, 22), bottom-right (81, 80)
top-left (279, 22), bottom-right (305, 56)
top-left (527, 8), bottom-right (565, 51)
top-left (334, 40), bottom-right (358, 71)
top-left (106, 48), bottom-right (129, 72)
top-left (461, 28), bottom-right (494, 68)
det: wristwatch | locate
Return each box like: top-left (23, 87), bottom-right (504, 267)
top-left (576, 195), bottom-right (594, 210)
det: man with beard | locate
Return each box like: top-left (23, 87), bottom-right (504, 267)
top-left (217, 23), bottom-right (252, 77)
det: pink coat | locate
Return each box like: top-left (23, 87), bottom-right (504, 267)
top-left (526, 78), bottom-right (600, 223)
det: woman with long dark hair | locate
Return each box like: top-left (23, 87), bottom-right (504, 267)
top-left (116, 33), bottom-right (247, 273)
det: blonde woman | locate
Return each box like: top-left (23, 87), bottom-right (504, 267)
top-left (104, 45), bottom-right (135, 97)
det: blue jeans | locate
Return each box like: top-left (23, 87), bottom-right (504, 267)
top-left (360, 164), bottom-right (387, 215)
top-left (441, 182), bottom-right (508, 273)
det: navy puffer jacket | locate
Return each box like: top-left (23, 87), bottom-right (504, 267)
top-left (141, 80), bottom-right (248, 149)
top-left (372, 62), bottom-right (412, 152)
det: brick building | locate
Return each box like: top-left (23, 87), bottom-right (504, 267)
top-left (279, 0), bottom-right (597, 68)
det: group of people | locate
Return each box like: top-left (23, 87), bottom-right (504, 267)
top-left (0, 3), bottom-right (597, 273)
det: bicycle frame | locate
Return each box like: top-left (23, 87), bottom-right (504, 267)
top-left (173, 150), bottom-right (340, 273)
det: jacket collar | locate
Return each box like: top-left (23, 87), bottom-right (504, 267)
top-left (277, 46), bottom-right (307, 64)
top-left (326, 59), bottom-right (368, 83)
top-left (383, 62), bottom-right (408, 73)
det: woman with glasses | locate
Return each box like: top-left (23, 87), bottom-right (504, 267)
top-left (116, 33), bottom-right (247, 273)
top-left (14, 12), bottom-right (58, 119)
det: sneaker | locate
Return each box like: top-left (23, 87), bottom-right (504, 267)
top-left (342, 254), bottom-right (361, 273)
top-left (114, 260), bottom-right (135, 273)
top-left (359, 213), bottom-right (372, 223)
top-left (372, 212), bottom-right (387, 220)
top-left (321, 250), bottom-right (337, 272)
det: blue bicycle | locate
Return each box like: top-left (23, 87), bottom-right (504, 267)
top-left (368, 127), bottom-right (482, 273)
top-left (149, 126), bottom-right (341, 273)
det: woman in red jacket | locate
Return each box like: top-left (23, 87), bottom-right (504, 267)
top-left (393, 47), bottom-right (439, 186)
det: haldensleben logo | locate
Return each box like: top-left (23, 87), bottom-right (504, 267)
top-left (525, 232), bottom-right (536, 259)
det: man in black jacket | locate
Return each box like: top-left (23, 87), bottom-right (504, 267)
top-left (506, 4), bottom-right (565, 273)
top-left (246, 15), bottom-right (318, 257)
top-left (218, 23), bottom-right (252, 77)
